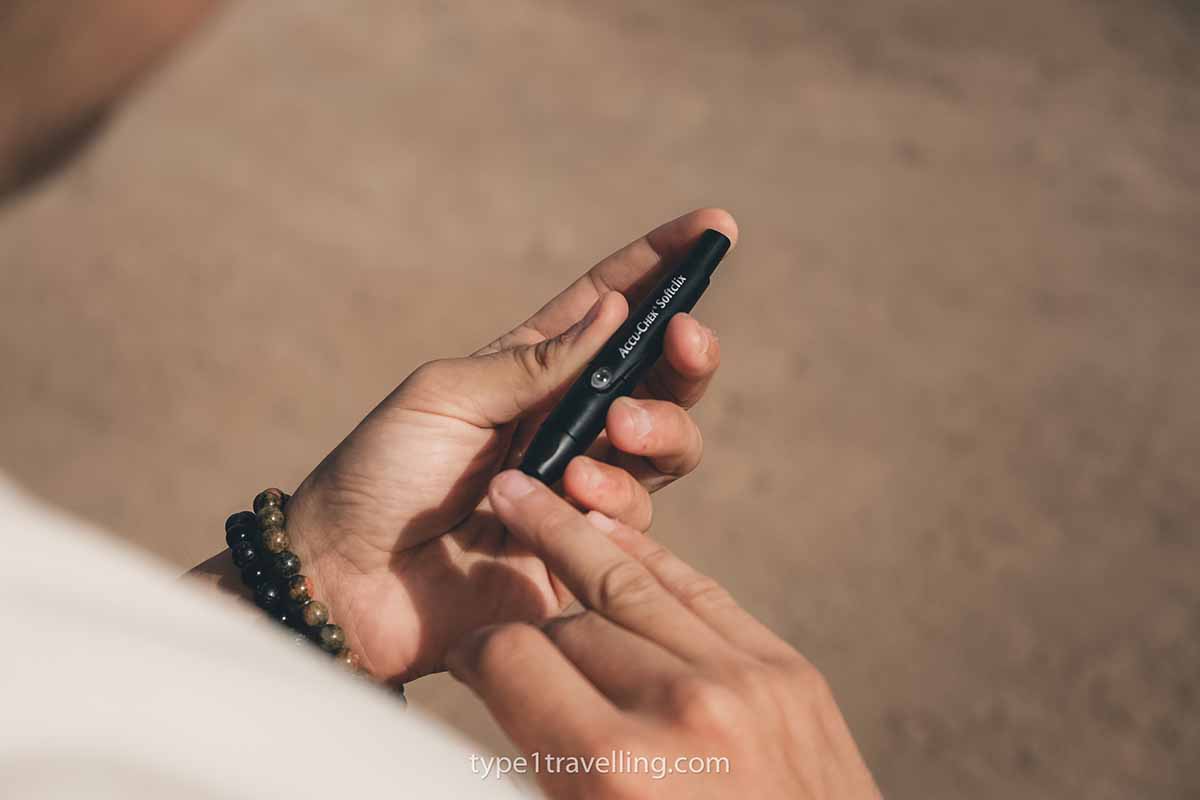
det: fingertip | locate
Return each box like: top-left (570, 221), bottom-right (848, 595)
top-left (674, 312), bottom-right (706, 346)
top-left (490, 469), bottom-right (538, 505)
top-left (572, 291), bottom-right (628, 349)
top-left (647, 208), bottom-right (740, 265)
top-left (607, 396), bottom-right (650, 449)
top-left (563, 456), bottom-right (603, 496)
top-left (664, 314), bottom-right (718, 377)
top-left (693, 207), bottom-right (739, 249)
top-left (599, 288), bottom-right (629, 321)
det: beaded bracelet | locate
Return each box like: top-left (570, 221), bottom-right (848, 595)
top-left (224, 488), bottom-right (389, 689)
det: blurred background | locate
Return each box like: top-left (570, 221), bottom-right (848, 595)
top-left (1, 1), bottom-right (1197, 797)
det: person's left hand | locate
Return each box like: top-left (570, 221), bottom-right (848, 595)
top-left (276, 209), bottom-right (736, 684)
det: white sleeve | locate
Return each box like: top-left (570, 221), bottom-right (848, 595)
top-left (0, 477), bottom-right (536, 799)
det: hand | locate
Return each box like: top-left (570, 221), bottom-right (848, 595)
top-left (285, 209), bottom-right (737, 683)
top-left (448, 470), bottom-right (881, 800)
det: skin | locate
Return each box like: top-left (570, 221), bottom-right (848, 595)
top-left (194, 208), bottom-right (736, 684)
top-left (10, 8), bottom-right (879, 792)
top-left (0, 0), bottom-right (219, 195)
top-left (449, 469), bottom-right (882, 800)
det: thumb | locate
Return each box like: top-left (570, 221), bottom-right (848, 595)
top-left (410, 291), bottom-right (629, 427)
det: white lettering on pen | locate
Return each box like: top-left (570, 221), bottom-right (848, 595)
top-left (617, 275), bottom-right (686, 358)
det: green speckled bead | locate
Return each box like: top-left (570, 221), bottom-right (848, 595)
top-left (253, 488), bottom-right (284, 514)
top-left (302, 600), bottom-right (329, 627)
top-left (335, 648), bottom-right (361, 671)
top-left (262, 528), bottom-right (290, 554)
top-left (288, 574), bottom-right (313, 603)
top-left (258, 506), bottom-right (285, 530)
top-left (318, 624), bottom-right (346, 653)
top-left (273, 550), bottom-right (301, 578)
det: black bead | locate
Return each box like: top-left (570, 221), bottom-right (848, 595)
top-left (224, 510), bottom-right (257, 533)
top-left (231, 541), bottom-right (258, 568)
top-left (225, 522), bottom-right (259, 549)
top-left (271, 604), bottom-right (296, 628)
top-left (273, 550), bottom-right (301, 578)
top-left (254, 582), bottom-right (282, 610)
top-left (240, 563), bottom-right (270, 588)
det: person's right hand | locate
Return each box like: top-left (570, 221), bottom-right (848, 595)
top-left (448, 469), bottom-right (881, 800)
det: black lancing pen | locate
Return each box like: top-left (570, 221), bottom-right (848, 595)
top-left (519, 228), bottom-right (731, 485)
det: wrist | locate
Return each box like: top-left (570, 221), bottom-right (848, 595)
top-left (275, 479), bottom-right (368, 670)
top-left (191, 486), bottom-right (374, 679)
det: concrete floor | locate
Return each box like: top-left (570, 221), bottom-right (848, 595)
top-left (1, 1), bottom-right (1197, 796)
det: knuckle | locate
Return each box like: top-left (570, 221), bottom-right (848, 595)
top-left (676, 572), bottom-right (733, 611)
top-left (784, 656), bottom-right (835, 707)
top-left (666, 676), bottom-right (743, 732)
top-left (512, 339), bottom-right (557, 381)
top-left (639, 542), bottom-right (677, 573)
top-left (726, 659), bottom-right (783, 699)
top-left (532, 338), bottom-right (556, 371)
top-left (594, 560), bottom-right (660, 611)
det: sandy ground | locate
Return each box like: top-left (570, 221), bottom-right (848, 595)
top-left (1, 1), bottom-right (1198, 796)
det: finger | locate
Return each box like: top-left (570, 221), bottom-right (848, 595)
top-left (487, 209), bottom-right (739, 346)
top-left (488, 470), bottom-right (723, 660)
top-left (598, 519), bottom-right (797, 663)
top-left (446, 623), bottom-right (621, 754)
top-left (606, 397), bottom-right (704, 479)
top-left (637, 313), bottom-right (721, 410)
top-left (411, 291), bottom-right (628, 427)
top-left (540, 610), bottom-right (687, 707)
top-left (562, 455), bottom-right (653, 531)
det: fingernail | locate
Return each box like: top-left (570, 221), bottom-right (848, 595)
top-left (573, 457), bottom-right (602, 490)
top-left (587, 510), bottom-right (617, 532)
top-left (700, 323), bottom-right (717, 355)
top-left (493, 470), bottom-right (536, 500)
top-left (618, 397), bottom-right (652, 438)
